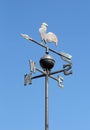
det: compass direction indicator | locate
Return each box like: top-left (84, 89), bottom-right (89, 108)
top-left (29, 60), bottom-right (36, 73)
top-left (24, 73), bottom-right (32, 86)
top-left (58, 75), bottom-right (64, 88)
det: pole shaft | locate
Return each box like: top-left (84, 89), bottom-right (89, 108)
top-left (45, 72), bottom-right (49, 130)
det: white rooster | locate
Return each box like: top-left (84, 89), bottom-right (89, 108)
top-left (39, 22), bottom-right (58, 46)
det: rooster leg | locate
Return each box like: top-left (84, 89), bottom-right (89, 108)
top-left (43, 39), bottom-right (47, 44)
top-left (40, 39), bottom-right (47, 45)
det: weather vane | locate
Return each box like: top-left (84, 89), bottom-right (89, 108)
top-left (21, 22), bottom-right (72, 130)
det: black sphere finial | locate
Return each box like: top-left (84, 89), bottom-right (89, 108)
top-left (40, 54), bottom-right (55, 70)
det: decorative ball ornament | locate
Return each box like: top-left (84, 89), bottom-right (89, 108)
top-left (40, 54), bottom-right (55, 70)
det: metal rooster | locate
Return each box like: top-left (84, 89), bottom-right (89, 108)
top-left (39, 23), bottom-right (58, 46)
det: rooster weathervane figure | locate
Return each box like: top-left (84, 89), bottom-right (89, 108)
top-left (39, 22), bottom-right (58, 46)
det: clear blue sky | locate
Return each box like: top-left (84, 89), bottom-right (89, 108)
top-left (0, 0), bottom-right (90, 130)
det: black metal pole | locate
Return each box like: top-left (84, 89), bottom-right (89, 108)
top-left (45, 71), bottom-right (49, 130)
